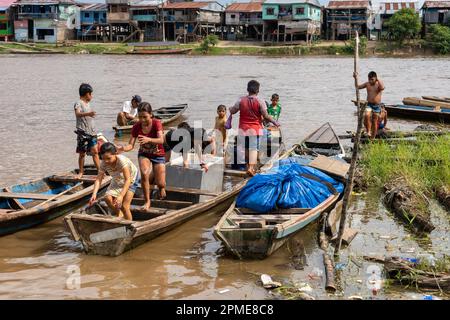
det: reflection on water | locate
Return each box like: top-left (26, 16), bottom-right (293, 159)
top-left (0, 55), bottom-right (449, 299)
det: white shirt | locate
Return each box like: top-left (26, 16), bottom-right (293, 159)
top-left (122, 101), bottom-right (138, 117)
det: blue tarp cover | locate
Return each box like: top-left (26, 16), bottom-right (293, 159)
top-left (236, 159), bottom-right (343, 213)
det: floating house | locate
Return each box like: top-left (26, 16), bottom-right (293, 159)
top-left (369, 1), bottom-right (419, 40)
top-left (262, 0), bottom-right (322, 44)
top-left (225, 1), bottom-right (263, 41)
top-left (422, 1), bottom-right (450, 34)
top-left (326, 0), bottom-right (372, 40)
top-left (0, 0), bottom-right (15, 41)
top-left (162, 1), bottom-right (224, 43)
top-left (77, 3), bottom-right (108, 41)
top-left (13, 0), bottom-right (78, 43)
top-left (106, 0), bottom-right (138, 42)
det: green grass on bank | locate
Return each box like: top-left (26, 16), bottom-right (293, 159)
top-left (360, 135), bottom-right (450, 195)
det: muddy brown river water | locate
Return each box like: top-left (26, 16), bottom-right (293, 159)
top-left (0, 55), bottom-right (449, 299)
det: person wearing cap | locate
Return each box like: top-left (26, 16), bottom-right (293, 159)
top-left (116, 95), bottom-right (142, 126)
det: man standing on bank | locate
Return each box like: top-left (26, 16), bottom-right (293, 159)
top-left (354, 71), bottom-right (385, 140)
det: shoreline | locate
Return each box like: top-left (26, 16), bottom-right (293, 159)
top-left (0, 41), bottom-right (447, 58)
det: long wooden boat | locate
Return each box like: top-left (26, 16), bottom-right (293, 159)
top-left (385, 104), bottom-right (450, 123)
top-left (112, 104), bottom-right (188, 136)
top-left (422, 96), bottom-right (450, 103)
top-left (214, 125), bottom-right (347, 259)
top-left (403, 97), bottom-right (450, 109)
top-left (128, 48), bottom-right (192, 55)
top-left (63, 132), bottom-right (285, 256)
top-left (0, 166), bottom-right (111, 236)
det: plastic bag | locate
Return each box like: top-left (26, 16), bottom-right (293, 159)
top-left (224, 114), bottom-right (232, 130)
top-left (236, 172), bottom-right (284, 213)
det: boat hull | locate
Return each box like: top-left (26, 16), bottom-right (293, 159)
top-left (385, 105), bottom-right (450, 123)
top-left (0, 169), bottom-right (110, 236)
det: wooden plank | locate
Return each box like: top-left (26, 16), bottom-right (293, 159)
top-left (308, 155), bottom-right (349, 180)
top-left (232, 214), bottom-right (294, 220)
top-left (3, 187), bottom-right (25, 210)
top-left (48, 175), bottom-right (97, 183)
top-left (403, 97), bottom-right (450, 109)
top-left (151, 185), bottom-right (219, 197)
top-left (239, 208), bottom-right (310, 214)
top-left (131, 198), bottom-right (193, 210)
top-left (0, 192), bottom-right (69, 200)
top-left (224, 169), bottom-right (248, 178)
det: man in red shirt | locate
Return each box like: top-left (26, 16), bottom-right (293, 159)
top-left (229, 80), bottom-right (280, 176)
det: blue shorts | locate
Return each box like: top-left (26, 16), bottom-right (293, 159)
top-left (367, 103), bottom-right (382, 114)
top-left (129, 174), bottom-right (141, 194)
top-left (76, 134), bottom-right (97, 154)
top-left (138, 153), bottom-right (166, 165)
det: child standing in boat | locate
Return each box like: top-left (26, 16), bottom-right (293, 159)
top-left (117, 102), bottom-right (166, 210)
top-left (89, 143), bottom-right (139, 221)
top-left (214, 105), bottom-right (227, 155)
top-left (266, 94), bottom-right (281, 123)
top-left (74, 83), bottom-right (100, 178)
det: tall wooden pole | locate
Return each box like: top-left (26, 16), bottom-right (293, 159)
top-left (334, 31), bottom-right (365, 256)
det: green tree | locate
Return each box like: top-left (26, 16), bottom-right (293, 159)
top-left (199, 35), bottom-right (219, 54)
top-left (385, 8), bottom-right (421, 44)
top-left (426, 24), bottom-right (450, 54)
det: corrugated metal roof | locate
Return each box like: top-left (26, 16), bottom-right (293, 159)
top-left (0, 0), bottom-right (16, 9)
top-left (225, 2), bottom-right (262, 13)
top-left (80, 3), bottom-right (107, 11)
top-left (13, 0), bottom-right (75, 5)
top-left (163, 1), bottom-right (214, 10)
top-left (422, 1), bottom-right (450, 8)
top-left (130, 0), bottom-right (160, 8)
top-left (327, 1), bottom-right (371, 9)
top-left (264, 0), bottom-right (321, 6)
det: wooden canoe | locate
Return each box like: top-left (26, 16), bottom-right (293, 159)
top-left (385, 104), bottom-right (450, 123)
top-left (214, 127), bottom-right (347, 259)
top-left (0, 165), bottom-right (111, 236)
top-left (112, 104), bottom-right (188, 136)
top-left (403, 97), bottom-right (450, 109)
top-left (297, 122), bottom-right (345, 157)
top-left (63, 134), bottom-right (286, 256)
top-left (422, 96), bottom-right (450, 103)
top-left (128, 48), bottom-right (192, 55)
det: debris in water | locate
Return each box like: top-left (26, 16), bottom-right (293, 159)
top-left (348, 295), bottom-right (363, 300)
top-left (260, 274), bottom-right (282, 289)
top-left (296, 283), bottom-right (313, 293)
top-left (335, 263), bottom-right (347, 271)
top-left (308, 267), bottom-right (324, 280)
top-left (356, 279), bottom-right (363, 284)
top-left (400, 247), bottom-right (416, 253)
top-left (218, 289), bottom-right (230, 294)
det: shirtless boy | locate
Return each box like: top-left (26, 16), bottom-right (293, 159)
top-left (354, 71), bottom-right (385, 139)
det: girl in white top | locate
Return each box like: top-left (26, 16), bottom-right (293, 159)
top-left (89, 142), bottom-right (139, 220)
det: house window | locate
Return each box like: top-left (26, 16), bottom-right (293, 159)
top-left (120, 6), bottom-right (128, 13)
top-left (401, 3), bottom-right (406, 9)
top-left (266, 8), bottom-right (274, 15)
top-left (296, 7), bottom-right (305, 15)
top-left (410, 3), bottom-right (415, 9)
top-left (84, 13), bottom-right (90, 18)
top-left (385, 3), bottom-right (391, 10)
top-left (36, 28), bottom-right (54, 40)
top-left (94, 12), bottom-right (99, 19)
top-left (0, 22), bottom-right (7, 30)
top-left (230, 14), bottom-right (236, 18)
top-left (393, 3), bottom-right (399, 10)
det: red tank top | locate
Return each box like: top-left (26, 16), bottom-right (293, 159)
top-left (238, 96), bottom-right (263, 136)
